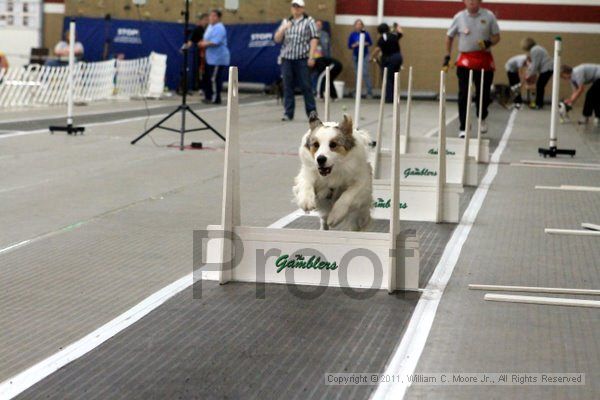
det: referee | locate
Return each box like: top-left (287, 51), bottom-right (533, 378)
top-left (274, 0), bottom-right (319, 121)
top-left (444, 0), bottom-right (500, 138)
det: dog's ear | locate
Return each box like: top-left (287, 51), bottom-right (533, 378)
top-left (339, 114), bottom-right (353, 136)
top-left (309, 111), bottom-right (323, 131)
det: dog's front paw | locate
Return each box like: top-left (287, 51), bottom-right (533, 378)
top-left (327, 203), bottom-right (349, 227)
top-left (297, 192), bottom-right (316, 212)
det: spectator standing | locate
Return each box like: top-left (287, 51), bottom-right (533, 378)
top-left (200, 9), bottom-right (230, 104)
top-left (444, 0), bottom-right (500, 138)
top-left (274, 0), bottom-right (318, 121)
top-left (315, 20), bottom-right (331, 58)
top-left (49, 30), bottom-right (84, 66)
top-left (347, 19), bottom-right (373, 98)
top-left (521, 38), bottom-right (552, 109)
top-left (561, 64), bottom-right (600, 125)
top-left (370, 23), bottom-right (404, 103)
top-left (504, 54), bottom-right (527, 107)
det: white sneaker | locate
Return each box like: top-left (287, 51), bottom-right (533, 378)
top-left (458, 131), bottom-right (466, 138)
top-left (578, 117), bottom-right (589, 125)
top-left (594, 118), bottom-right (600, 126)
top-left (480, 119), bottom-right (488, 133)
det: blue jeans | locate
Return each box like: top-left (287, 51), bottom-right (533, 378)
top-left (353, 54), bottom-right (373, 96)
top-left (281, 58), bottom-right (316, 119)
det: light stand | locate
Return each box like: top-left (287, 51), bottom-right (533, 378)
top-left (538, 37), bottom-right (575, 158)
top-left (130, 0), bottom-right (224, 150)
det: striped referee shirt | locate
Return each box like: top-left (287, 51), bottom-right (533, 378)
top-left (279, 14), bottom-right (318, 60)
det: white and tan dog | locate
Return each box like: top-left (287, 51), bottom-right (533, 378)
top-left (293, 114), bottom-right (373, 231)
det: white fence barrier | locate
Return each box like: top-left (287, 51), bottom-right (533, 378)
top-left (0, 52), bottom-right (166, 108)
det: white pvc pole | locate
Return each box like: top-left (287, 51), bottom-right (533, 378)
top-left (354, 33), bottom-right (365, 128)
top-left (485, 293), bottom-right (600, 309)
top-left (219, 66), bottom-right (240, 284)
top-left (377, 0), bottom-right (385, 24)
top-left (549, 38), bottom-right (561, 149)
top-left (436, 70), bottom-right (447, 223)
top-left (469, 284), bottom-right (600, 296)
top-left (388, 71), bottom-right (401, 293)
top-left (462, 69), bottom-right (473, 185)
top-left (373, 67), bottom-right (388, 179)
top-left (67, 20), bottom-right (75, 126)
top-left (402, 66), bottom-right (413, 153)
top-left (324, 66), bottom-right (331, 121)
top-left (476, 68), bottom-right (484, 163)
top-left (545, 228), bottom-right (600, 237)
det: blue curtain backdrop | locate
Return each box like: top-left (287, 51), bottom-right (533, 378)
top-left (63, 17), bottom-right (285, 89)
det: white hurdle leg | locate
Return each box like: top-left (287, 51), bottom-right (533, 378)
top-left (219, 67), bottom-right (240, 284)
top-left (461, 69), bottom-right (474, 185)
top-left (435, 70), bottom-right (447, 223)
top-left (388, 71), bottom-right (402, 293)
top-left (324, 65), bottom-right (331, 121)
top-left (373, 67), bottom-right (388, 179)
top-left (476, 68), bottom-right (484, 163)
top-left (402, 66), bottom-right (413, 154)
top-left (354, 32), bottom-right (365, 129)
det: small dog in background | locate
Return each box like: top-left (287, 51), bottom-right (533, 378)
top-left (492, 84), bottom-right (513, 109)
top-left (267, 78), bottom-right (284, 104)
top-left (559, 100), bottom-right (572, 123)
top-left (293, 113), bottom-right (373, 231)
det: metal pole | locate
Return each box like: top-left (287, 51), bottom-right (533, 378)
top-left (354, 33), bottom-right (365, 127)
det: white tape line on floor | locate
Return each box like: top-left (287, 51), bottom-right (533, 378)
top-left (0, 273), bottom-right (194, 399)
top-left (372, 109), bottom-right (518, 400)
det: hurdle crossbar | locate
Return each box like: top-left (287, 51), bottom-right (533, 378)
top-left (484, 293), bottom-right (600, 308)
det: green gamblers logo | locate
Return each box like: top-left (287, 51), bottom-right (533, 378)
top-left (428, 148), bottom-right (456, 155)
top-left (373, 198), bottom-right (408, 209)
top-left (275, 254), bottom-right (338, 273)
top-left (404, 167), bottom-right (437, 179)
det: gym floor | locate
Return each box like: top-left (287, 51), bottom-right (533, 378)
top-left (0, 95), bottom-right (599, 399)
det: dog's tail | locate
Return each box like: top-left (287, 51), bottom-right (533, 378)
top-left (354, 129), bottom-right (373, 148)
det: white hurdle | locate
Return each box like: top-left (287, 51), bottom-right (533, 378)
top-left (206, 67), bottom-right (420, 292)
top-left (373, 68), bottom-right (481, 187)
top-left (371, 70), bottom-right (463, 223)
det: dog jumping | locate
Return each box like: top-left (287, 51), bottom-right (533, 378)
top-left (293, 113), bottom-right (373, 231)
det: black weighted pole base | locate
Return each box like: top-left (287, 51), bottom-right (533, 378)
top-left (538, 146), bottom-right (576, 158)
top-left (49, 124), bottom-right (85, 135)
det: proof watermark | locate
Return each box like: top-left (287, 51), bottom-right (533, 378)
top-left (325, 373), bottom-right (585, 386)
top-left (192, 228), bottom-right (417, 300)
